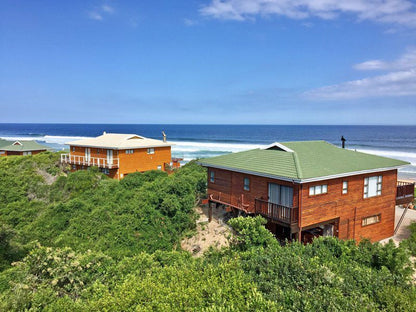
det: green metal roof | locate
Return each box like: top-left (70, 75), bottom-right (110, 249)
top-left (0, 139), bottom-right (10, 148)
top-left (0, 140), bottom-right (49, 152)
top-left (198, 141), bottom-right (409, 182)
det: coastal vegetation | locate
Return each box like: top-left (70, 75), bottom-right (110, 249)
top-left (1, 152), bottom-right (416, 311)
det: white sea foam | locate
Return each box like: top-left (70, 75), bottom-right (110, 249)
top-left (0, 135), bottom-right (93, 144)
top-left (171, 141), bottom-right (264, 155)
top-left (1, 134), bottom-right (415, 176)
top-left (356, 148), bottom-right (416, 167)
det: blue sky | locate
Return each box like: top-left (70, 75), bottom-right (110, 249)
top-left (1, 0), bottom-right (416, 124)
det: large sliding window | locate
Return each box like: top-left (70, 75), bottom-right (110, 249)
top-left (268, 183), bottom-right (293, 207)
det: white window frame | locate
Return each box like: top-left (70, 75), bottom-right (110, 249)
top-left (309, 184), bottom-right (328, 196)
top-left (362, 214), bottom-right (381, 226)
top-left (243, 177), bottom-right (250, 191)
top-left (157, 165), bottom-right (162, 170)
top-left (342, 181), bottom-right (348, 194)
top-left (147, 148), bottom-right (155, 154)
top-left (126, 149), bottom-right (134, 154)
top-left (364, 175), bottom-right (382, 198)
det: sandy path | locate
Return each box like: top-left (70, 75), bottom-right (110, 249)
top-left (181, 206), bottom-right (232, 257)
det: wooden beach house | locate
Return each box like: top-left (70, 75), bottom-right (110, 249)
top-left (61, 132), bottom-right (181, 179)
top-left (199, 141), bottom-right (415, 243)
top-left (0, 140), bottom-right (49, 156)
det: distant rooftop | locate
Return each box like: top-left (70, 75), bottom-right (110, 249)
top-left (66, 132), bottom-right (173, 149)
top-left (0, 139), bottom-right (10, 149)
top-left (0, 140), bottom-right (49, 152)
top-left (198, 141), bottom-right (409, 183)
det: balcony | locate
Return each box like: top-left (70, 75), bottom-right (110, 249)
top-left (396, 181), bottom-right (415, 205)
top-left (61, 153), bottom-right (119, 169)
top-left (255, 198), bottom-right (299, 225)
top-left (208, 192), bottom-right (250, 212)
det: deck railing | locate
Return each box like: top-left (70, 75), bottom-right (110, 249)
top-left (61, 154), bottom-right (119, 169)
top-left (396, 181), bottom-right (415, 205)
top-left (255, 198), bottom-right (299, 225)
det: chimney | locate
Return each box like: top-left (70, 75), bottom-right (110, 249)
top-left (162, 131), bottom-right (166, 143)
top-left (341, 136), bottom-right (346, 148)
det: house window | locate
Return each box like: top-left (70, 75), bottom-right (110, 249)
top-left (97, 149), bottom-right (100, 154)
top-left (72, 147), bottom-right (75, 152)
top-left (72, 165), bottom-right (76, 170)
top-left (157, 165), bottom-right (162, 170)
top-left (126, 149), bottom-right (134, 154)
top-left (210, 171), bottom-right (215, 183)
top-left (244, 178), bottom-right (250, 191)
top-left (147, 148), bottom-right (155, 154)
top-left (342, 181), bottom-right (348, 194)
top-left (364, 176), bottom-right (382, 198)
top-left (309, 184), bottom-right (328, 196)
top-left (362, 214), bottom-right (381, 226)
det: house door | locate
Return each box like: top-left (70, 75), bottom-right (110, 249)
top-left (107, 149), bottom-right (113, 166)
top-left (268, 183), bottom-right (294, 217)
top-left (85, 148), bottom-right (91, 163)
top-left (268, 183), bottom-right (293, 206)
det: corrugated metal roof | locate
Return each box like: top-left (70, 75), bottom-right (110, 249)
top-left (1, 140), bottom-right (49, 152)
top-left (0, 139), bottom-right (10, 148)
top-left (66, 133), bottom-right (173, 149)
top-left (198, 141), bottom-right (409, 181)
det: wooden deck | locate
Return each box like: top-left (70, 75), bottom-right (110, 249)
top-left (396, 181), bottom-right (415, 205)
top-left (255, 198), bottom-right (299, 225)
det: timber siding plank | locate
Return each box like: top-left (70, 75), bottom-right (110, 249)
top-left (300, 170), bottom-right (397, 242)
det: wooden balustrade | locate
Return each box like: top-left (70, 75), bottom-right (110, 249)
top-left (255, 198), bottom-right (299, 225)
top-left (61, 154), bottom-right (119, 169)
top-left (396, 181), bottom-right (415, 205)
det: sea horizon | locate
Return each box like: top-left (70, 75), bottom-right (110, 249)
top-left (1, 123), bottom-right (415, 181)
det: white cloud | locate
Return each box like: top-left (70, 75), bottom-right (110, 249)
top-left (200, 0), bottom-right (416, 27)
top-left (184, 18), bottom-right (198, 26)
top-left (305, 49), bottom-right (416, 99)
top-left (354, 48), bottom-right (416, 70)
top-left (88, 3), bottom-right (115, 21)
top-left (101, 4), bottom-right (115, 14)
top-left (88, 11), bottom-right (103, 21)
top-left (305, 69), bottom-right (416, 99)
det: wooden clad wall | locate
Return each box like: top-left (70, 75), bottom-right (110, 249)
top-left (300, 169), bottom-right (397, 242)
top-left (119, 146), bottom-right (171, 175)
top-left (207, 168), bottom-right (300, 213)
top-left (69, 145), bottom-right (172, 179)
top-left (208, 167), bottom-right (397, 242)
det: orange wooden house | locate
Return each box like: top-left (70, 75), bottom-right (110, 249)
top-left (199, 141), bottom-right (415, 243)
top-left (61, 132), bottom-right (181, 179)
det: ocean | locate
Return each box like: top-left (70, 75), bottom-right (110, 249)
top-left (0, 124), bottom-right (415, 180)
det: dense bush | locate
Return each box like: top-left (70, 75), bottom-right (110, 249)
top-left (0, 155), bottom-right (205, 262)
top-left (401, 222), bottom-right (416, 256)
top-left (0, 153), bottom-right (415, 311)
